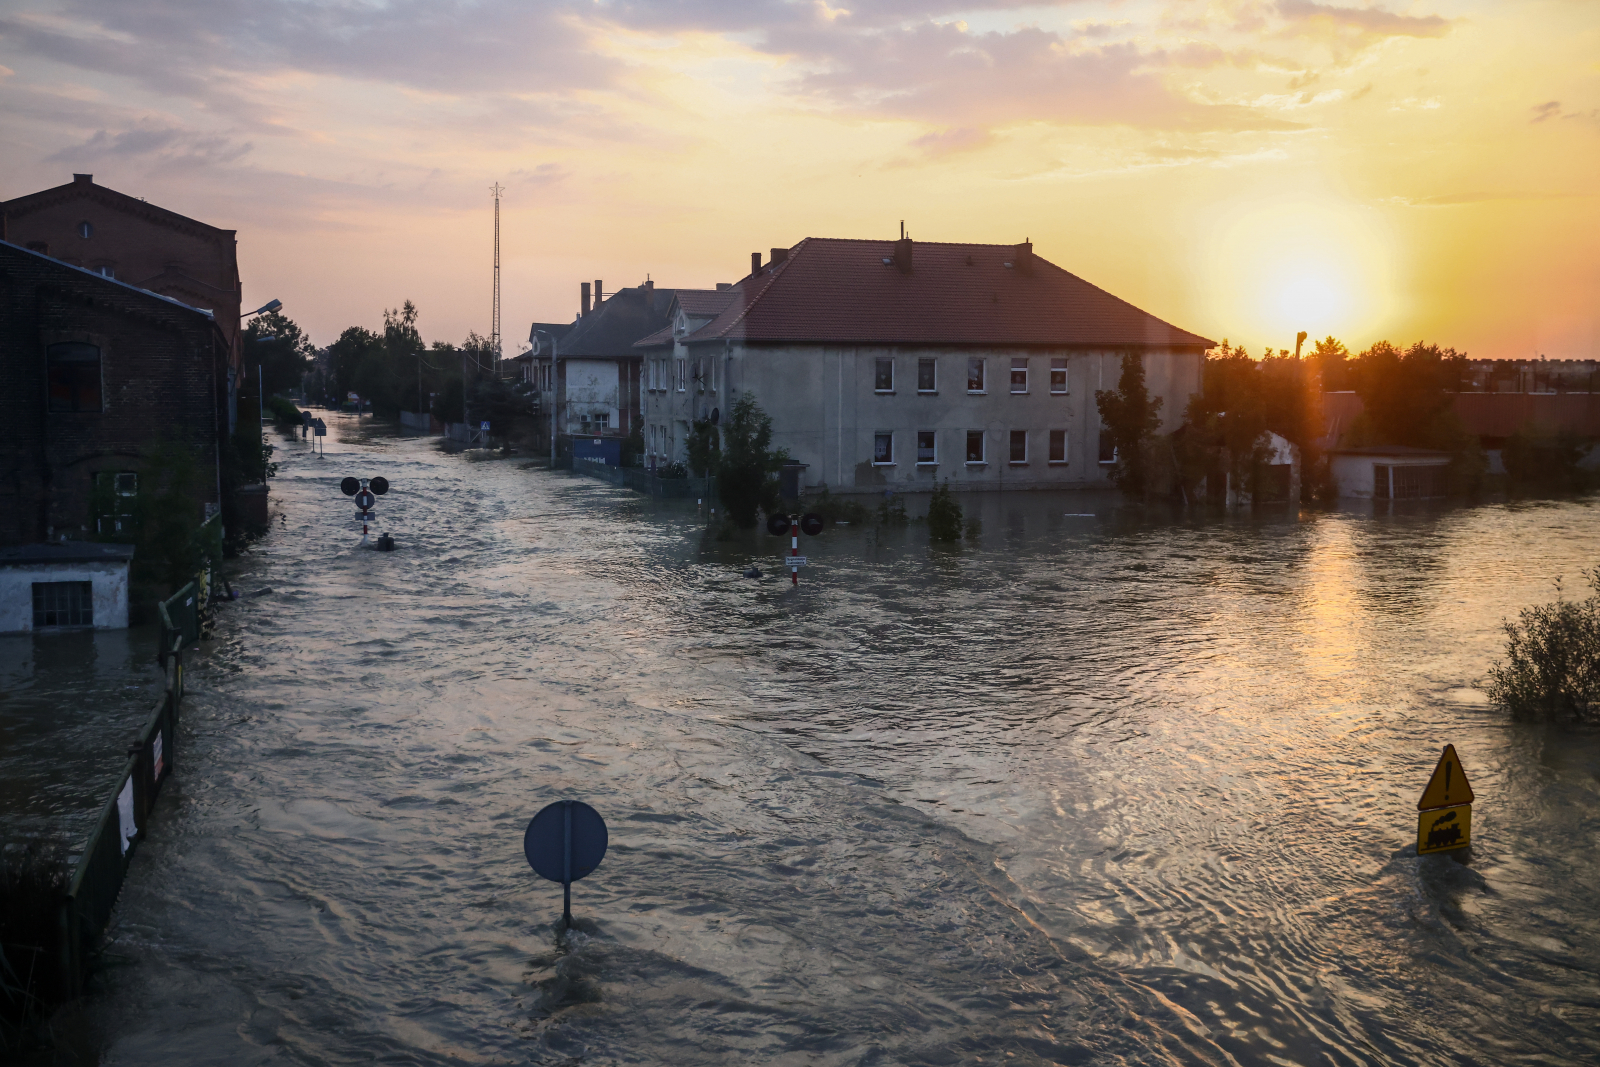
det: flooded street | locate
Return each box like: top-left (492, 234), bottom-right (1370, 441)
top-left (89, 412), bottom-right (1600, 1066)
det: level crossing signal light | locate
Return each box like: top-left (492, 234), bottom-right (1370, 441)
top-left (340, 476), bottom-right (391, 546)
top-left (767, 511), bottom-right (825, 585)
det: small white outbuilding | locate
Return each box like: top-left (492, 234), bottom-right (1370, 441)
top-left (0, 542), bottom-right (136, 634)
top-left (1329, 446), bottom-right (1452, 500)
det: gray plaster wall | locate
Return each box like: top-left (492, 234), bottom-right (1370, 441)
top-left (720, 344), bottom-right (1201, 493)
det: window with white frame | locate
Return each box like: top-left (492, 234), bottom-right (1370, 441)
top-left (966, 430), bottom-right (985, 463)
top-left (916, 430), bottom-right (936, 464)
top-left (1098, 429), bottom-right (1117, 464)
top-left (94, 471), bottom-right (137, 534)
top-left (917, 358), bottom-right (936, 392)
top-left (676, 359), bottom-right (687, 392)
top-left (875, 358), bottom-right (894, 392)
top-left (1049, 429), bottom-right (1068, 463)
top-left (1050, 357), bottom-right (1068, 394)
top-left (1010, 357), bottom-right (1028, 393)
top-left (1009, 430), bottom-right (1028, 463)
top-left (873, 431), bottom-right (894, 464)
top-left (967, 358), bottom-right (985, 393)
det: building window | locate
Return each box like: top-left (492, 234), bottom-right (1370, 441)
top-left (95, 471), bottom-right (138, 534)
top-left (676, 359), bottom-right (687, 392)
top-left (966, 430), bottom-right (985, 463)
top-left (917, 430), bottom-right (936, 464)
top-left (1010, 430), bottom-right (1028, 463)
top-left (1049, 429), bottom-right (1068, 463)
top-left (967, 358), bottom-right (985, 393)
top-left (1011, 357), bottom-right (1028, 394)
top-left (1098, 430), bottom-right (1117, 464)
top-left (97, 265), bottom-right (116, 279)
top-left (47, 342), bottom-right (102, 412)
top-left (917, 358), bottom-right (936, 392)
top-left (33, 581), bottom-right (94, 628)
top-left (709, 358), bottom-right (717, 394)
top-left (1050, 358), bottom-right (1068, 394)
top-left (875, 358), bottom-right (894, 392)
top-left (78, 221), bottom-right (94, 239)
top-left (873, 432), bottom-right (894, 464)
top-left (695, 359), bottom-right (704, 393)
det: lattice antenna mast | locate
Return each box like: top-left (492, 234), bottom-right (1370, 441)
top-left (490, 182), bottom-right (505, 364)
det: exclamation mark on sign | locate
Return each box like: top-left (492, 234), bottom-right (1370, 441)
top-left (1445, 761), bottom-right (1452, 801)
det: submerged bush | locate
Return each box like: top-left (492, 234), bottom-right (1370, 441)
top-left (1486, 570), bottom-right (1600, 724)
top-left (926, 481), bottom-right (962, 542)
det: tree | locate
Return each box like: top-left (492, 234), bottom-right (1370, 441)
top-left (716, 395), bottom-right (788, 528)
top-left (327, 326), bottom-right (383, 407)
top-left (1348, 340), bottom-right (1465, 447)
top-left (243, 311), bottom-right (315, 397)
top-left (686, 417), bottom-right (719, 477)
top-left (1309, 336), bottom-right (1350, 392)
top-left (1095, 353), bottom-right (1164, 498)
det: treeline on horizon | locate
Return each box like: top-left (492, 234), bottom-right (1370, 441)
top-left (244, 300), bottom-right (513, 425)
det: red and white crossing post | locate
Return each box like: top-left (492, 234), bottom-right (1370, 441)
top-left (789, 514), bottom-right (800, 586)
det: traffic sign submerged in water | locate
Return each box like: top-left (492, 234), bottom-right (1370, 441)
top-left (524, 799), bottom-right (608, 929)
top-left (1415, 744), bottom-right (1474, 855)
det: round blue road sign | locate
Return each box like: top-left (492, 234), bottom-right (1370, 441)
top-left (524, 800), bottom-right (608, 884)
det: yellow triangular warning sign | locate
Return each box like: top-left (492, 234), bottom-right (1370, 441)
top-left (1418, 744), bottom-right (1475, 810)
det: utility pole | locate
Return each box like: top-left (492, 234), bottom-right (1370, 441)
top-left (490, 182), bottom-right (505, 365)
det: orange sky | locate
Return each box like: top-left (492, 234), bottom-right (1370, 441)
top-left (2, 1), bottom-right (1596, 359)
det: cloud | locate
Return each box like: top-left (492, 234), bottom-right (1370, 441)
top-left (1276, 1), bottom-right (1453, 45)
top-left (46, 123), bottom-right (252, 169)
top-left (905, 125), bottom-right (994, 157)
top-left (1531, 100), bottom-right (1561, 123)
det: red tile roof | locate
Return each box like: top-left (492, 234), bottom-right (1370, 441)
top-left (675, 289), bottom-right (739, 317)
top-left (666, 238), bottom-right (1213, 349)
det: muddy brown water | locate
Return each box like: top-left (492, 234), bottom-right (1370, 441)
top-left (59, 413), bottom-right (1600, 1064)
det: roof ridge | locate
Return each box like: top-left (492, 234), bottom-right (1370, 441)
top-left (1, 238), bottom-right (215, 318)
top-left (710, 238), bottom-right (811, 339)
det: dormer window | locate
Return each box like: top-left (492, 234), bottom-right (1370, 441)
top-left (78, 221), bottom-right (94, 239)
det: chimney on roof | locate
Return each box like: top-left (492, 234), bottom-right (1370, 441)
top-left (769, 247), bottom-right (788, 266)
top-left (1012, 240), bottom-right (1033, 273)
top-left (751, 251), bottom-right (761, 276)
top-left (595, 280), bottom-right (603, 306)
top-left (581, 282), bottom-right (591, 315)
top-left (73, 174), bottom-right (93, 185)
top-left (893, 235), bottom-right (913, 274)
top-left (716, 282), bottom-right (731, 291)
top-left (643, 279), bottom-right (654, 289)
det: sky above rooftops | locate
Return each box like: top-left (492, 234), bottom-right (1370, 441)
top-left (0, 1), bottom-right (1594, 359)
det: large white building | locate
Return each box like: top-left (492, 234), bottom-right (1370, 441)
top-left (637, 237), bottom-right (1214, 492)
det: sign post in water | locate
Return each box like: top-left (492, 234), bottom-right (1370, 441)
top-left (524, 799), bottom-right (608, 930)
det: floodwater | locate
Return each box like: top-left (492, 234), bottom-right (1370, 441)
top-left (85, 412), bottom-right (1600, 1066)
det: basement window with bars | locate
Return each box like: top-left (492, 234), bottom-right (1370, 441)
top-left (33, 581), bottom-right (94, 628)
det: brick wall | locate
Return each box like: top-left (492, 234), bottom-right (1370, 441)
top-left (0, 241), bottom-right (225, 544)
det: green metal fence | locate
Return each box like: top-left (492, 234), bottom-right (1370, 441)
top-left (56, 585), bottom-right (196, 998)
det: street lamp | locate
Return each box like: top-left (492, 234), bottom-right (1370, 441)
top-left (243, 299), bottom-right (282, 318)
top-left (242, 300), bottom-right (284, 428)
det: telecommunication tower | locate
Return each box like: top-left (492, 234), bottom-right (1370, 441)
top-left (490, 182), bottom-right (505, 361)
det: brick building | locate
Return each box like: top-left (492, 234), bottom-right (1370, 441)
top-left (0, 240), bottom-right (227, 545)
top-left (1, 173), bottom-right (244, 426)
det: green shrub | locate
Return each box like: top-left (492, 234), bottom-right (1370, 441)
top-left (805, 487), bottom-right (871, 525)
top-left (877, 492), bottom-right (908, 526)
top-left (265, 395), bottom-right (303, 426)
top-left (1486, 570), bottom-right (1600, 724)
top-left (1503, 424), bottom-right (1594, 496)
top-left (716, 396), bottom-right (788, 529)
top-left (926, 481), bottom-right (962, 542)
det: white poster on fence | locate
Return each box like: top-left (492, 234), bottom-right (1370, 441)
top-left (117, 778), bottom-right (136, 855)
top-left (152, 732), bottom-right (164, 781)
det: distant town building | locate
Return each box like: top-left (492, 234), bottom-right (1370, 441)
top-left (0, 240), bottom-right (226, 546)
top-left (636, 238), bottom-right (1213, 491)
top-left (1, 174), bottom-right (246, 429)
